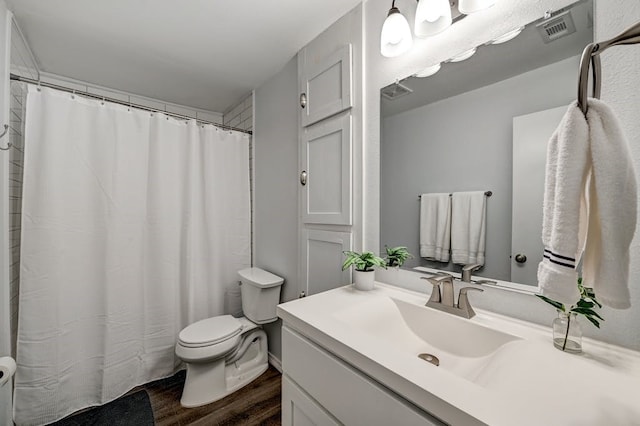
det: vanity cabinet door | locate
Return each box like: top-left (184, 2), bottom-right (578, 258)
top-left (282, 375), bottom-right (341, 426)
top-left (282, 327), bottom-right (446, 426)
top-left (299, 44), bottom-right (352, 127)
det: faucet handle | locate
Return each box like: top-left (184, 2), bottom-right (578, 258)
top-left (459, 286), bottom-right (484, 295)
top-left (461, 263), bottom-right (483, 282)
top-left (420, 274), bottom-right (451, 304)
top-left (424, 273), bottom-right (454, 306)
top-left (462, 263), bottom-right (483, 272)
top-left (424, 273), bottom-right (453, 284)
top-left (457, 287), bottom-right (484, 319)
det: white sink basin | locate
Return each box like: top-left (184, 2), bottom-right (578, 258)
top-left (278, 282), bottom-right (640, 425)
top-left (331, 295), bottom-right (521, 379)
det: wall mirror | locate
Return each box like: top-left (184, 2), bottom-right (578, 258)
top-left (379, 0), bottom-right (593, 288)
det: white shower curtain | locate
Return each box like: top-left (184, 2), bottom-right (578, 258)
top-left (13, 86), bottom-right (251, 425)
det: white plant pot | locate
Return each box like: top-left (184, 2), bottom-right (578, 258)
top-left (353, 270), bottom-right (375, 291)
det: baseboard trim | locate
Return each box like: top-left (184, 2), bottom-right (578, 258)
top-left (268, 352), bottom-right (282, 373)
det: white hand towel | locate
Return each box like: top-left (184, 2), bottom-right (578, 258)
top-left (537, 103), bottom-right (589, 305)
top-left (582, 99), bottom-right (637, 309)
top-left (419, 193), bottom-right (451, 262)
top-left (537, 99), bottom-right (637, 308)
top-left (451, 191), bottom-right (486, 265)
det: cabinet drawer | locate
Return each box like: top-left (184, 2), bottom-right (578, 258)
top-left (282, 326), bottom-right (444, 426)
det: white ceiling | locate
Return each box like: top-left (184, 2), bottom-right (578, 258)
top-left (7, 0), bottom-right (363, 113)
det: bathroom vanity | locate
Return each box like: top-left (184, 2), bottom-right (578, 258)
top-left (277, 282), bottom-right (640, 425)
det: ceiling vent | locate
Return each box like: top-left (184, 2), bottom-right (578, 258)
top-left (536, 10), bottom-right (577, 43)
top-left (381, 82), bottom-right (413, 100)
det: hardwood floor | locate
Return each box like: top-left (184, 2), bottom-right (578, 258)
top-left (141, 366), bottom-right (282, 426)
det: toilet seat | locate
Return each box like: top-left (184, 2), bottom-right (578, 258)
top-left (178, 315), bottom-right (242, 348)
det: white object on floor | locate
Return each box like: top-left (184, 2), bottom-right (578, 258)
top-left (175, 267), bottom-right (284, 407)
top-left (0, 357), bottom-right (16, 387)
top-left (539, 99), bottom-right (637, 308)
top-left (419, 193), bottom-right (451, 262)
top-left (451, 192), bottom-right (486, 265)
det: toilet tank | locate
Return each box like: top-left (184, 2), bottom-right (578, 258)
top-left (238, 267), bottom-right (284, 324)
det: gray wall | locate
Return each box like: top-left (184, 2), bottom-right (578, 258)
top-left (253, 56), bottom-right (299, 361)
top-left (380, 55), bottom-right (579, 282)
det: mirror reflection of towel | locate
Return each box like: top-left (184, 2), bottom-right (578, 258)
top-left (419, 193), bottom-right (451, 262)
top-left (451, 192), bottom-right (486, 266)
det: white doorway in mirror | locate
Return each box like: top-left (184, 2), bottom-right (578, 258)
top-left (511, 105), bottom-right (568, 285)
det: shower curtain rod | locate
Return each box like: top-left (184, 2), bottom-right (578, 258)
top-left (10, 74), bottom-right (252, 135)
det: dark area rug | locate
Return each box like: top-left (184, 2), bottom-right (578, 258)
top-left (50, 390), bottom-right (155, 426)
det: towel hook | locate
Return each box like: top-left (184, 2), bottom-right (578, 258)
top-left (0, 125), bottom-right (11, 151)
top-left (577, 43), bottom-right (601, 115)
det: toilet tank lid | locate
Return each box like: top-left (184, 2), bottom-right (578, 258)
top-left (238, 267), bottom-right (284, 288)
top-left (178, 315), bottom-right (242, 347)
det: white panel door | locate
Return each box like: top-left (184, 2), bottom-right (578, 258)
top-left (512, 105), bottom-right (567, 285)
top-left (300, 44), bottom-right (352, 127)
top-left (301, 114), bottom-right (352, 225)
top-left (301, 229), bottom-right (351, 296)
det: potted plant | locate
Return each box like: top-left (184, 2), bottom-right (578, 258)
top-left (536, 278), bottom-right (603, 354)
top-left (384, 245), bottom-right (413, 268)
top-left (342, 251), bottom-right (387, 291)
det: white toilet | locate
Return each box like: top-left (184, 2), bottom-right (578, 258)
top-left (175, 267), bottom-right (284, 408)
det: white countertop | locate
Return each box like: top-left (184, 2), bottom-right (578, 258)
top-left (277, 282), bottom-right (640, 426)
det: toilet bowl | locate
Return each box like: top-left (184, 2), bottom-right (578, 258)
top-left (175, 267), bottom-right (284, 408)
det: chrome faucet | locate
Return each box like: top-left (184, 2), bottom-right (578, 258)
top-left (421, 273), bottom-right (484, 319)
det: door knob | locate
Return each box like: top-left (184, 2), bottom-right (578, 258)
top-left (300, 93), bottom-right (307, 109)
top-left (300, 171), bottom-right (307, 186)
top-left (514, 254), bottom-right (527, 263)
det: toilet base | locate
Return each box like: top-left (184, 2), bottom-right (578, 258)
top-left (180, 329), bottom-right (268, 408)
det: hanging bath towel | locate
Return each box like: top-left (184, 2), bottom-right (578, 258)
top-left (538, 99), bottom-right (637, 308)
top-left (419, 193), bottom-right (451, 262)
top-left (451, 191), bottom-right (486, 265)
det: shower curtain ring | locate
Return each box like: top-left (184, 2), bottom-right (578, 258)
top-left (0, 125), bottom-right (12, 151)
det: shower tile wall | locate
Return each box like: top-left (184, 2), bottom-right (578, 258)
top-left (223, 93), bottom-right (254, 262)
top-left (223, 93), bottom-right (253, 132)
top-left (8, 82), bottom-right (26, 359)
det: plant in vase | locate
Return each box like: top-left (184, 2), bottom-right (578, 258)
top-left (536, 278), bottom-right (604, 353)
top-left (342, 251), bottom-right (387, 291)
top-left (384, 245), bottom-right (414, 268)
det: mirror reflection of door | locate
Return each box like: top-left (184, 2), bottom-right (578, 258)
top-left (511, 105), bottom-right (568, 285)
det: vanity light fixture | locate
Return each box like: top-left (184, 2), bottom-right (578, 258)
top-left (458, 0), bottom-right (496, 15)
top-left (414, 0), bottom-right (452, 38)
top-left (488, 26), bottom-right (525, 44)
top-left (380, 0), bottom-right (499, 57)
top-left (414, 63), bottom-right (442, 77)
top-left (380, 0), bottom-right (413, 58)
top-left (448, 47), bottom-right (477, 62)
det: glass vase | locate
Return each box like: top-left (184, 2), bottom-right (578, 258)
top-left (552, 311), bottom-right (582, 353)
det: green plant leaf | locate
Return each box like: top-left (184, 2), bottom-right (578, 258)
top-left (571, 307), bottom-right (604, 321)
top-left (576, 299), bottom-right (594, 309)
top-left (535, 294), bottom-right (565, 311)
top-left (342, 250), bottom-right (387, 271)
top-left (584, 315), bottom-right (601, 329)
top-left (383, 245), bottom-right (413, 268)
